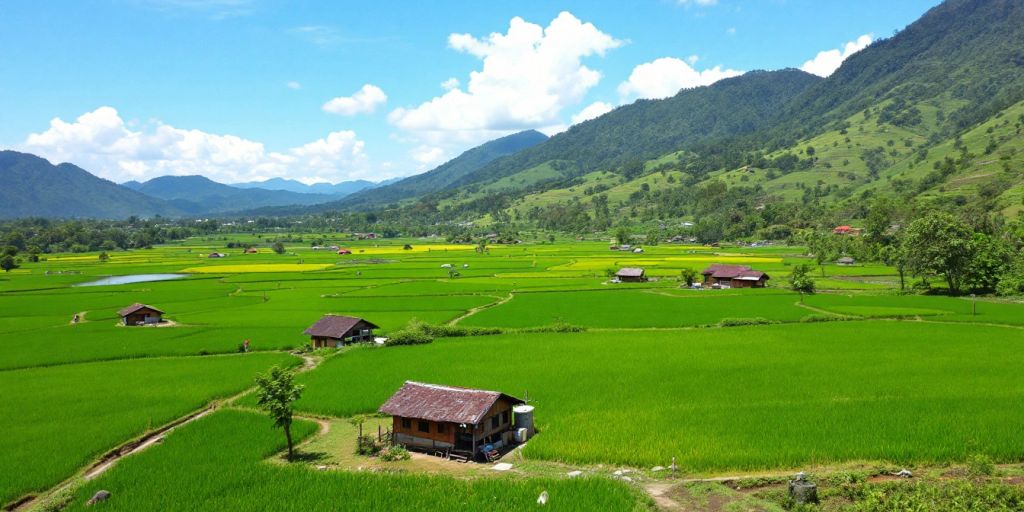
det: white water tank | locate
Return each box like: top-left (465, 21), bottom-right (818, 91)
top-left (513, 405), bottom-right (535, 439)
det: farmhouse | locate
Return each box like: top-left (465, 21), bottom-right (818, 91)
top-left (379, 381), bottom-right (528, 460)
top-left (616, 268), bottom-right (647, 282)
top-left (118, 303), bottom-right (164, 326)
top-left (208, 252), bottom-right (226, 258)
top-left (244, 248), bottom-right (258, 254)
top-left (837, 256), bottom-right (856, 265)
top-left (701, 264), bottom-right (769, 288)
top-left (303, 314), bottom-right (380, 348)
top-left (338, 248), bottom-right (352, 255)
top-left (833, 225), bottom-right (863, 236)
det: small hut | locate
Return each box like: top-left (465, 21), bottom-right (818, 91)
top-left (338, 248), bottom-right (352, 255)
top-left (244, 248), bottom-right (259, 254)
top-left (118, 303), bottom-right (164, 326)
top-left (208, 252), bottom-right (226, 258)
top-left (701, 264), bottom-right (770, 288)
top-left (837, 256), bottom-right (856, 266)
top-left (616, 268), bottom-right (647, 283)
top-left (379, 381), bottom-right (526, 459)
top-left (303, 314), bottom-right (380, 348)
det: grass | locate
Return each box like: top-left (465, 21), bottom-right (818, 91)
top-left (293, 321), bottom-right (1024, 471)
top-left (0, 352), bottom-right (298, 505)
top-left (66, 409), bottom-right (650, 512)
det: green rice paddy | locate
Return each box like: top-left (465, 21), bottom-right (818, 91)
top-left (2, 236), bottom-right (1023, 510)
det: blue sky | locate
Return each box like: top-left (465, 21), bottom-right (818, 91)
top-left (0, 0), bottom-right (942, 185)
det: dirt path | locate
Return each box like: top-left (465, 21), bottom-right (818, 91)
top-left (447, 293), bottom-right (512, 325)
top-left (644, 483), bottom-right (682, 511)
top-left (68, 312), bottom-right (88, 325)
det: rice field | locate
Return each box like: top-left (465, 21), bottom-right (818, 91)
top-left (3, 235), bottom-right (1023, 510)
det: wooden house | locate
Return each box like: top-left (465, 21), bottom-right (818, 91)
top-left (379, 381), bottom-right (525, 458)
top-left (701, 264), bottom-right (769, 288)
top-left (303, 314), bottom-right (380, 348)
top-left (616, 268), bottom-right (647, 282)
top-left (118, 303), bottom-right (164, 326)
top-left (837, 256), bottom-right (856, 266)
top-left (208, 252), bottom-right (226, 258)
top-left (244, 248), bottom-right (259, 254)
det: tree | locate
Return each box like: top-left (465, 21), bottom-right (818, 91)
top-left (0, 255), bottom-right (18, 273)
top-left (996, 254), bottom-right (1024, 296)
top-left (902, 212), bottom-right (974, 294)
top-left (98, 251), bottom-right (110, 262)
top-left (271, 242), bottom-right (286, 255)
top-left (789, 264), bottom-right (815, 301)
top-left (680, 268), bottom-right (699, 287)
top-left (254, 366), bottom-right (304, 460)
top-left (964, 233), bottom-right (1012, 293)
top-left (614, 227), bottom-right (632, 246)
top-left (805, 231), bottom-right (836, 277)
top-left (879, 243), bottom-right (909, 292)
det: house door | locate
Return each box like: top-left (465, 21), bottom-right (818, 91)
top-left (455, 432), bottom-right (473, 451)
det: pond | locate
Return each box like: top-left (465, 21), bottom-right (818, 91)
top-left (73, 274), bottom-right (188, 287)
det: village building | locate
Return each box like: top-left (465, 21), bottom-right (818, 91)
top-left (616, 268), bottom-right (647, 283)
top-left (833, 225), bottom-right (863, 236)
top-left (244, 248), bottom-right (258, 254)
top-left (208, 252), bottom-right (226, 258)
top-left (337, 248), bottom-right (352, 255)
top-left (118, 303), bottom-right (164, 326)
top-left (837, 256), bottom-right (856, 266)
top-left (303, 314), bottom-right (379, 348)
top-left (701, 264), bottom-right (770, 288)
top-left (379, 381), bottom-right (527, 460)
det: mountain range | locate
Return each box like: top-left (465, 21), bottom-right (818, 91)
top-left (2, 0), bottom-right (1022, 225)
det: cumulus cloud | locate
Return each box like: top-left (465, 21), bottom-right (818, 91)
top-left (322, 84), bottom-right (388, 116)
top-left (286, 81), bottom-right (302, 90)
top-left (410, 145), bottom-right (446, 167)
top-left (800, 34), bottom-right (873, 77)
top-left (677, 0), bottom-right (718, 5)
top-left (21, 106), bottom-right (375, 184)
top-left (618, 57), bottom-right (743, 101)
top-left (388, 11), bottom-right (620, 148)
top-left (571, 101), bottom-right (614, 125)
top-left (440, 77), bottom-right (460, 91)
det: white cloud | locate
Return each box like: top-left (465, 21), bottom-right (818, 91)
top-left (21, 106), bottom-right (376, 184)
top-left (322, 84), bottom-right (388, 116)
top-left (687, 54), bottom-right (699, 65)
top-left (440, 77), bottom-right (460, 91)
top-left (410, 145), bottom-right (446, 168)
top-left (571, 101), bottom-right (614, 125)
top-left (286, 81), bottom-right (302, 90)
top-left (800, 34), bottom-right (873, 77)
top-left (388, 11), bottom-right (620, 148)
top-left (618, 57), bottom-right (743, 101)
top-left (677, 0), bottom-right (718, 5)
top-left (726, 27), bottom-right (736, 35)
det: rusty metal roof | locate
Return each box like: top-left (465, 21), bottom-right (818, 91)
top-left (616, 267), bottom-right (645, 277)
top-left (378, 381), bottom-right (524, 425)
top-left (117, 303), bottom-right (163, 317)
top-left (303, 315), bottom-right (379, 339)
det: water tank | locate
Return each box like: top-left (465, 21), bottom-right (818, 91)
top-left (513, 405), bottom-right (535, 439)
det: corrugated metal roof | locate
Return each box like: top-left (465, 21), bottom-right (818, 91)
top-left (616, 267), bottom-right (645, 277)
top-left (303, 315), bottom-right (379, 338)
top-left (117, 303), bottom-right (163, 317)
top-left (378, 381), bottom-right (524, 425)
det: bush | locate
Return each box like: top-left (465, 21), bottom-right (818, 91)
top-left (356, 435), bottom-right (382, 456)
top-left (967, 453), bottom-right (995, 477)
top-left (521, 323), bottom-right (587, 333)
top-left (380, 445), bottom-right (410, 462)
top-left (718, 317), bottom-right (778, 327)
top-left (800, 314), bottom-right (843, 323)
top-left (384, 329), bottom-right (433, 346)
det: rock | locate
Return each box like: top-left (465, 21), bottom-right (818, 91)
top-left (896, 469), bottom-right (913, 478)
top-left (652, 466), bottom-right (665, 472)
top-left (86, 490), bottom-right (111, 506)
top-left (567, 470), bottom-right (583, 477)
top-left (492, 462), bottom-right (513, 471)
top-left (621, 476), bottom-right (633, 482)
top-left (537, 490), bottom-right (549, 505)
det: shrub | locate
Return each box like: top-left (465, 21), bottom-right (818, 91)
top-left (967, 453), bottom-right (995, 477)
top-left (522, 323), bottom-right (587, 333)
top-left (718, 317), bottom-right (778, 327)
top-left (356, 435), bottom-right (382, 456)
top-left (800, 314), bottom-right (843, 323)
top-left (384, 329), bottom-right (433, 346)
top-left (380, 445), bottom-right (411, 462)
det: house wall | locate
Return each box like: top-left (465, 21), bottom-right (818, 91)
top-left (475, 398), bottom-right (516, 440)
top-left (392, 416), bottom-right (455, 446)
top-left (123, 309), bottom-right (162, 325)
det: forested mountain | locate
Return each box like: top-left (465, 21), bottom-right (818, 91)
top-left (0, 151), bottom-right (179, 219)
top-left (334, 130), bottom-right (549, 209)
top-left (128, 175), bottom-right (338, 214)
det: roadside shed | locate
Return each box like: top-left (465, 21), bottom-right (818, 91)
top-left (303, 314), bottom-right (380, 348)
top-left (379, 381), bottom-right (525, 459)
top-left (118, 303), bottom-right (164, 326)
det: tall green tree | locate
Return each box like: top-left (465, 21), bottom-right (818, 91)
top-left (0, 255), bottom-right (18, 273)
top-left (271, 242), bottom-right (286, 255)
top-left (254, 366), bottom-right (304, 460)
top-left (789, 264), bottom-right (816, 301)
top-left (902, 212), bottom-right (974, 294)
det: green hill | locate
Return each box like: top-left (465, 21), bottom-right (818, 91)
top-left (131, 175), bottom-right (338, 214)
top-left (0, 151), bottom-right (179, 219)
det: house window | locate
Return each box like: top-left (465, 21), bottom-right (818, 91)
top-left (491, 416), bottom-right (499, 429)
top-left (437, 423), bottom-right (447, 434)
top-left (418, 421), bottom-right (430, 433)
top-left (401, 418), bottom-right (411, 429)
top-left (501, 411), bottom-right (509, 424)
